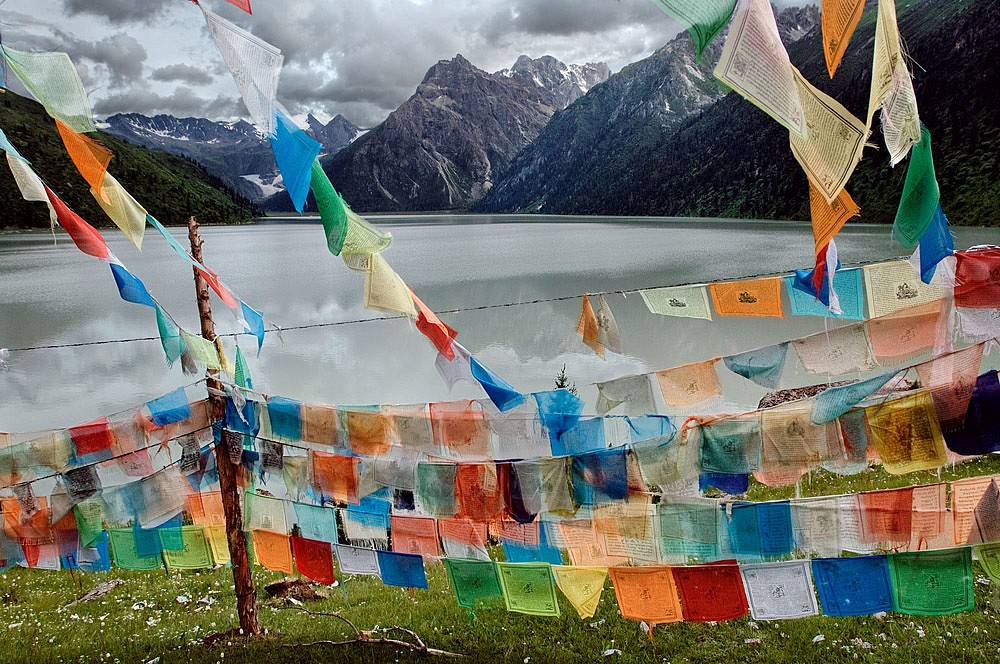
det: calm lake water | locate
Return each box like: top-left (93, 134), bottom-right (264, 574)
top-left (1, 215), bottom-right (998, 432)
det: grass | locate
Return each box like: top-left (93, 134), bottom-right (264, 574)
top-left (4, 458), bottom-right (1000, 663)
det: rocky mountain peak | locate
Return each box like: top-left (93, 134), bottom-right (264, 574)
top-left (497, 54), bottom-right (611, 109)
top-left (775, 4), bottom-right (821, 43)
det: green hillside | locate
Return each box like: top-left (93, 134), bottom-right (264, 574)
top-left (0, 91), bottom-right (260, 229)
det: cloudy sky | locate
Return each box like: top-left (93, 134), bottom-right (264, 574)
top-left (0, 0), bottom-right (798, 127)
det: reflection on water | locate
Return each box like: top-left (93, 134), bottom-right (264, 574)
top-left (1, 216), bottom-right (997, 431)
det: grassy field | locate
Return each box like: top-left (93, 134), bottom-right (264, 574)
top-left (4, 459), bottom-right (1000, 663)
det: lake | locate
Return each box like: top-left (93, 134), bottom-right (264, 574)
top-left (1, 215), bottom-right (997, 432)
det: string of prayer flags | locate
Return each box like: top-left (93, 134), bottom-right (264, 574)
top-left (270, 108), bottom-right (322, 213)
top-left (865, 392), bottom-right (947, 475)
top-left (445, 557), bottom-right (503, 608)
top-left (672, 560), bottom-right (749, 622)
top-left (893, 126), bottom-right (940, 248)
top-left (640, 284), bottom-right (713, 320)
top-left (811, 555), bottom-right (893, 616)
top-left (821, 0), bottom-right (865, 78)
top-left (200, 4), bottom-right (283, 136)
top-left (787, 267), bottom-right (865, 319)
top-left (376, 550), bottom-right (428, 589)
top-left (723, 343), bottom-right (789, 389)
top-left (811, 372), bottom-right (897, 424)
top-left (648, 0), bottom-right (736, 60)
top-left (497, 562), bottom-right (560, 617)
top-left (914, 205), bottom-right (954, 284)
top-left (714, 0), bottom-right (805, 137)
top-left (888, 548), bottom-right (974, 615)
top-left (55, 120), bottom-right (113, 203)
top-left (709, 277), bottom-right (783, 318)
top-left (655, 359), bottom-right (722, 409)
top-left (789, 68), bottom-right (868, 204)
top-left (551, 565), bottom-right (608, 619)
top-left (740, 560), bottom-right (818, 620)
top-left (2, 47), bottom-right (96, 133)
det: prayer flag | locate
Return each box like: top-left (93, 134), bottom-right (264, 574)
top-left (640, 284), bottom-right (713, 319)
top-left (391, 515), bottom-right (440, 557)
top-left (2, 47), bottom-right (96, 133)
top-left (672, 560), bottom-right (749, 622)
top-left (786, 268), bottom-right (865, 319)
top-left (533, 389), bottom-right (585, 455)
top-left (55, 120), bottom-right (113, 201)
top-left (740, 560), bottom-right (818, 620)
top-left (893, 126), bottom-right (939, 248)
top-left (915, 205), bottom-right (954, 284)
top-left (809, 183), bottom-right (859, 258)
top-left (335, 544), bottom-right (380, 576)
top-left (291, 536), bottom-right (335, 585)
top-left (552, 565), bottom-right (608, 619)
top-left (162, 526), bottom-right (213, 570)
top-left (445, 557), bottom-right (503, 608)
top-left (416, 462), bottom-right (457, 516)
top-left (470, 356), bottom-right (525, 412)
top-left (791, 324), bottom-right (876, 376)
top-left (709, 278), bottom-right (783, 317)
top-left (596, 294), bottom-right (622, 355)
top-left (888, 548), bottom-right (974, 615)
top-left (811, 372), bottom-right (896, 424)
top-left (147, 387), bottom-right (192, 426)
top-left (44, 187), bottom-right (111, 259)
top-left (975, 542), bottom-right (1000, 584)
top-left (411, 289), bottom-right (458, 360)
top-left (224, 0), bottom-right (252, 14)
top-left (723, 343), bottom-right (789, 389)
top-left (108, 261), bottom-right (155, 308)
top-left (596, 374), bottom-right (656, 416)
top-left (865, 391), bottom-right (947, 475)
top-left (252, 530), bottom-right (293, 574)
top-left (108, 529), bottom-right (162, 571)
top-left (811, 555), bottom-right (893, 616)
top-left (311, 452), bottom-right (359, 504)
top-left (655, 359), bottom-right (722, 409)
top-left (714, 0), bottom-right (805, 137)
top-left (497, 562), bottom-right (561, 617)
top-left (955, 248), bottom-right (1000, 309)
top-left (648, 0), bottom-right (736, 60)
top-left (577, 293), bottom-right (602, 357)
top-left (610, 566), bottom-right (683, 624)
top-left (377, 550), bottom-right (428, 589)
top-left (270, 108), bottom-right (321, 213)
top-left (93, 171), bottom-right (149, 249)
top-left (364, 254), bottom-right (417, 317)
top-left (821, 0), bottom-right (865, 78)
top-left (291, 502), bottom-right (338, 543)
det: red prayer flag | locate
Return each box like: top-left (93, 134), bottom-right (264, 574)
top-left (955, 248), bottom-right (1000, 308)
top-left (671, 560), bottom-right (748, 622)
top-left (44, 186), bottom-right (111, 259)
top-left (224, 0), bottom-right (252, 14)
top-left (69, 417), bottom-right (114, 455)
top-left (411, 289), bottom-right (458, 360)
top-left (291, 536), bottom-right (335, 585)
top-left (455, 463), bottom-right (505, 522)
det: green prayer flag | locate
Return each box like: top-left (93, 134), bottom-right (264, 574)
top-left (445, 558), bottom-right (503, 608)
top-left (417, 463), bottom-right (457, 517)
top-left (74, 500), bottom-right (103, 548)
top-left (234, 345), bottom-right (252, 390)
top-left (310, 160), bottom-right (348, 256)
top-left (155, 305), bottom-right (185, 365)
top-left (648, 0), bottom-right (737, 59)
top-left (109, 528), bottom-right (163, 571)
top-left (497, 562), bottom-right (561, 617)
top-left (163, 526), bottom-right (214, 570)
top-left (974, 542), bottom-right (1000, 584)
top-left (892, 126), bottom-right (939, 249)
top-left (888, 548), bottom-right (974, 615)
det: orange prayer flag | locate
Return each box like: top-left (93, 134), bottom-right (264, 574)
top-left (709, 277), bottom-right (784, 318)
top-left (821, 0), bottom-right (865, 78)
top-left (655, 359), bottom-right (723, 408)
top-left (609, 566), bottom-right (683, 625)
top-left (810, 182), bottom-right (859, 255)
top-left (411, 289), bottom-right (458, 360)
top-left (55, 119), bottom-right (113, 201)
top-left (252, 530), bottom-right (293, 574)
top-left (576, 294), bottom-right (604, 358)
top-left (345, 408), bottom-right (391, 457)
top-left (311, 451), bottom-right (359, 504)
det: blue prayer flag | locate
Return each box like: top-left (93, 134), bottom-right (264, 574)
top-left (812, 555), bottom-right (893, 616)
top-left (146, 387), bottom-right (192, 426)
top-left (267, 395), bottom-right (303, 440)
top-left (699, 472), bottom-right (749, 494)
top-left (270, 109), bottom-right (322, 213)
top-left (109, 262), bottom-right (155, 308)
top-left (558, 417), bottom-right (606, 455)
top-left (723, 343), bottom-right (789, 389)
top-left (533, 389), bottom-right (584, 456)
top-left (470, 356), bottom-right (525, 412)
top-left (376, 550), bottom-right (428, 589)
top-left (571, 446), bottom-right (629, 504)
top-left (240, 300), bottom-right (266, 353)
top-left (786, 268), bottom-right (865, 319)
top-left (917, 204), bottom-right (954, 284)
top-left (502, 522), bottom-right (562, 565)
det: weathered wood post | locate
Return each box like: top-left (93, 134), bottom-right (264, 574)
top-left (187, 215), bottom-right (262, 636)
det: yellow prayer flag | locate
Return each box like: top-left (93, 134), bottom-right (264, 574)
top-left (91, 173), bottom-right (146, 250)
top-left (551, 565), bottom-right (608, 619)
top-left (865, 391), bottom-right (948, 475)
top-left (363, 254), bottom-right (417, 317)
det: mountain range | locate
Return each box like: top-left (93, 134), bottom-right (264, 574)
top-left (102, 112), bottom-right (363, 201)
top-left (477, 0), bottom-right (1000, 225)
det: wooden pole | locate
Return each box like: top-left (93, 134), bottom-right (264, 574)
top-left (187, 215), bottom-right (262, 637)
